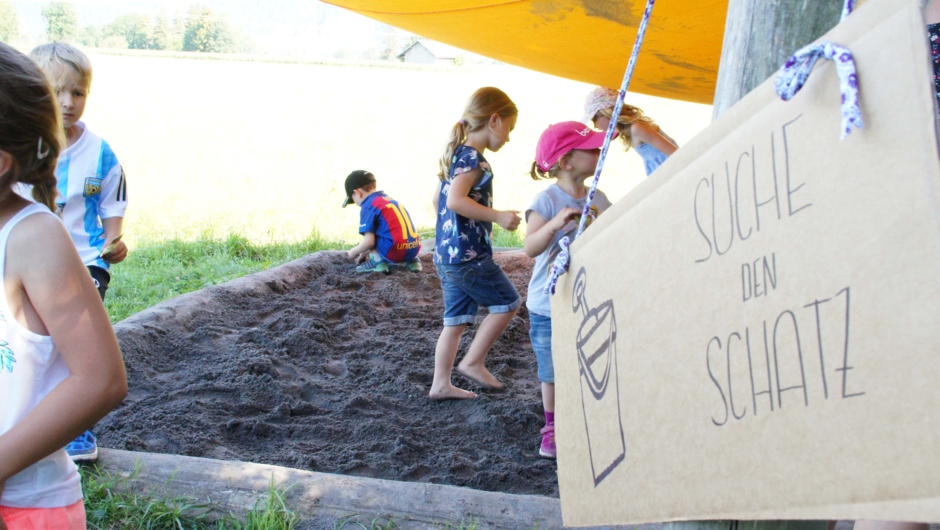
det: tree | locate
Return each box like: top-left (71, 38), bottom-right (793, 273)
top-left (103, 14), bottom-right (152, 49)
top-left (183, 4), bottom-right (215, 52)
top-left (77, 25), bottom-right (100, 47)
top-left (41, 2), bottom-right (78, 41)
top-left (151, 11), bottom-right (171, 51)
top-left (0, 1), bottom-right (19, 43)
top-left (711, 0), bottom-right (841, 118)
top-left (183, 4), bottom-right (250, 54)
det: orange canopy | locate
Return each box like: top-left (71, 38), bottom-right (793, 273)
top-left (323, 0), bottom-right (728, 104)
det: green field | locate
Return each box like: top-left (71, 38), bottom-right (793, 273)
top-left (84, 51), bottom-right (713, 248)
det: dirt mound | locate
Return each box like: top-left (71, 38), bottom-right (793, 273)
top-left (99, 251), bottom-right (560, 497)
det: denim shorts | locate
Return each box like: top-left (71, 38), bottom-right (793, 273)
top-left (528, 312), bottom-right (554, 383)
top-left (435, 256), bottom-right (521, 326)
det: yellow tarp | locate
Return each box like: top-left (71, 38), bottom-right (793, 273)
top-left (323, 0), bottom-right (728, 104)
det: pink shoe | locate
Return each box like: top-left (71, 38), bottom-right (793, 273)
top-left (539, 423), bottom-right (556, 459)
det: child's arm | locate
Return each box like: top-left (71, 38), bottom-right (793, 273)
top-left (631, 121), bottom-right (678, 156)
top-left (446, 168), bottom-right (520, 231)
top-left (101, 216), bottom-right (127, 263)
top-left (524, 207), bottom-right (582, 258)
top-left (98, 163), bottom-right (127, 263)
top-left (348, 232), bottom-right (376, 260)
top-left (929, 0), bottom-right (940, 23)
top-left (0, 214), bottom-right (127, 489)
top-left (432, 180), bottom-right (441, 213)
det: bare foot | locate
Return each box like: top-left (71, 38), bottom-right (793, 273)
top-left (429, 384), bottom-right (478, 401)
top-left (455, 364), bottom-right (504, 391)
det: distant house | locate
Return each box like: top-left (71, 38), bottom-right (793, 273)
top-left (397, 40), bottom-right (463, 65)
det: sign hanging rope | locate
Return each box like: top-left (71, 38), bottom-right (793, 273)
top-left (546, 0), bottom-right (657, 295)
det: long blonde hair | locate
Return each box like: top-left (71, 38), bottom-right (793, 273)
top-left (0, 42), bottom-right (61, 211)
top-left (437, 87), bottom-right (517, 181)
top-left (594, 105), bottom-right (653, 151)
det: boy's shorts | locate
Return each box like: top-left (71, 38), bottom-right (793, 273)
top-left (372, 249), bottom-right (419, 264)
top-left (528, 312), bottom-right (554, 383)
top-left (87, 265), bottom-right (110, 301)
top-left (435, 256), bottom-right (520, 326)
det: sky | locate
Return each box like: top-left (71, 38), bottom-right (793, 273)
top-left (10, 0), bottom-right (419, 57)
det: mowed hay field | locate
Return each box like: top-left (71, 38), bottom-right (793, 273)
top-left (85, 52), bottom-right (714, 247)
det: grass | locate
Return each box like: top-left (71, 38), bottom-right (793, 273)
top-left (81, 465), bottom-right (299, 529)
top-left (105, 226), bottom-right (524, 323)
top-left (105, 231), bottom-right (350, 322)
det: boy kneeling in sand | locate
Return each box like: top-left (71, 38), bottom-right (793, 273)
top-left (343, 170), bottom-right (422, 274)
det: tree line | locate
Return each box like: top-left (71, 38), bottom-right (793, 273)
top-left (0, 1), bottom-right (253, 53)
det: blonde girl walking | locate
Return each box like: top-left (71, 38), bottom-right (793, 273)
top-left (430, 87), bottom-right (522, 401)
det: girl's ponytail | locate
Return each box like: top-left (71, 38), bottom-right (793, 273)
top-left (29, 160), bottom-right (59, 212)
top-left (596, 104), bottom-right (653, 151)
top-left (530, 160), bottom-right (557, 181)
top-left (438, 87), bottom-right (517, 182)
top-left (438, 121), bottom-right (466, 182)
top-left (0, 43), bottom-right (61, 211)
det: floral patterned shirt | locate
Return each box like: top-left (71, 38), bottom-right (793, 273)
top-left (929, 23), bottom-right (940, 111)
top-left (435, 145), bottom-right (493, 264)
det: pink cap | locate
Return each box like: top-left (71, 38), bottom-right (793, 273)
top-left (535, 121), bottom-right (609, 171)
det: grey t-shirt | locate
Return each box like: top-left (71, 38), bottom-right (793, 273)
top-left (526, 183), bottom-right (612, 317)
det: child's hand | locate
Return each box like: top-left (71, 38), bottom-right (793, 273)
top-left (101, 236), bottom-right (127, 264)
top-left (553, 207), bottom-right (582, 232)
top-left (496, 210), bottom-right (521, 231)
top-left (347, 249), bottom-right (358, 260)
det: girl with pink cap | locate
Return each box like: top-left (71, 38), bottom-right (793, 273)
top-left (523, 121), bottom-right (613, 458)
top-left (583, 86), bottom-right (678, 175)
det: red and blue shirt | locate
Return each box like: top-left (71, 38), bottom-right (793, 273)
top-left (359, 191), bottom-right (421, 263)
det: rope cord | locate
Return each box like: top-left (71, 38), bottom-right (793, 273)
top-left (545, 0), bottom-right (656, 295)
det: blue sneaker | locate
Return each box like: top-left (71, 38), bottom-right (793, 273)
top-left (356, 254), bottom-right (389, 274)
top-left (66, 430), bottom-right (98, 462)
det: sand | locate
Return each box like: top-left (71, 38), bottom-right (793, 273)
top-left (99, 250), bottom-right (560, 497)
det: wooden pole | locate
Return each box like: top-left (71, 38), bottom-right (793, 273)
top-left (711, 0), bottom-right (844, 119)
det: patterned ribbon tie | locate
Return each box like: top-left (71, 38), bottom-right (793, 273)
top-left (774, 40), bottom-right (863, 140)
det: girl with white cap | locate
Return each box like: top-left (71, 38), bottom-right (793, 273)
top-left (583, 86), bottom-right (678, 175)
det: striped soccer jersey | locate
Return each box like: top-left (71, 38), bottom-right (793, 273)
top-left (359, 191), bottom-right (421, 263)
top-left (55, 122), bottom-right (127, 269)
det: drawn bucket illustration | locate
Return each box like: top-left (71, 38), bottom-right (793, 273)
top-left (573, 267), bottom-right (625, 486)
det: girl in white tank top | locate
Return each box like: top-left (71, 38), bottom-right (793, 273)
top-left (0, 42), bottom-right (127, 530)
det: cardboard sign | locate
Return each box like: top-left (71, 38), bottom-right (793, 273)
top-left (551, 0), bottom-right (940, 525)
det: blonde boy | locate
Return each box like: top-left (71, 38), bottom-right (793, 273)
top-left (29, 43), bottom-right (129, 463)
